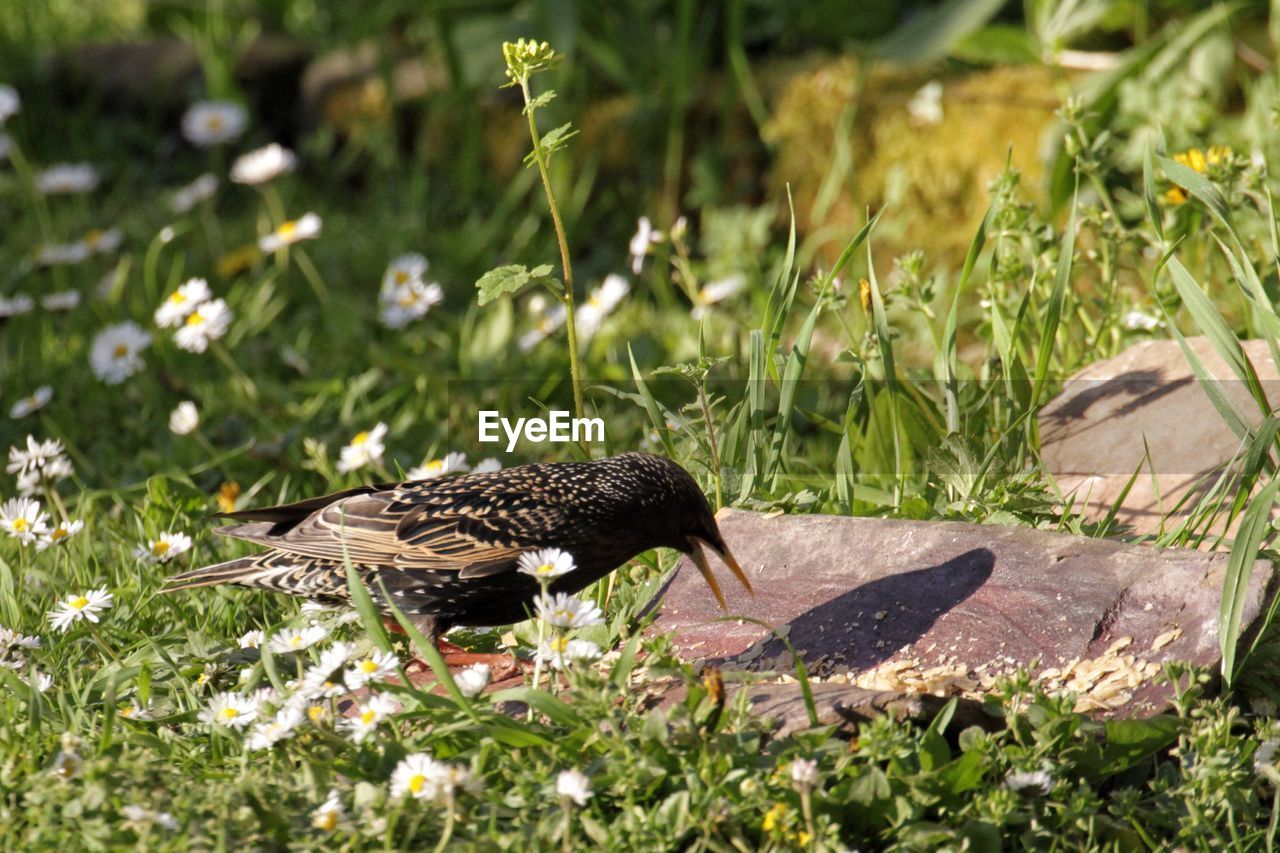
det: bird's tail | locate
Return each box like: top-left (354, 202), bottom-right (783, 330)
top-left (161, 556), bottom-right (261, 592)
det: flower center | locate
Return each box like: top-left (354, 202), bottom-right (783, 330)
top-left (316, 810), bottom-right (338, 831)
top-left (220, 707), bottom-right (240, 721)
top-left (360, 660), bottom-right (378, 673)
top-left (290, 635), bottom-right (303, 648)
top-left (308, 705), bottom-right (325, 722)
top-left (394, 270), bottom-right (409, 284)
top-left (168, 291), bottom-right (186, 305)
top-left (207, 114), bottom-right (224, 131)
top-left (151, 540), bottom-right (170, 556)
top-left (185, 310), bottom-right (205, 327)
top-left (360, 710), bottom-right (377, 725)
top-left (277, 220), bottom-right (297, 239)
top-left (112, 343), bottom-right (129, 358)
top-left (426, 460), bottom-right (443, 472)
top-left (408, 774), bottom-right (427, 794)
top-left (84, 229), bottom-right (103, 248)
top-left (351, 431), bottom-right (369, 446)
top-left (12, 518), bottom-right (28, 532)
top-left (50, 527), bottom-right (68, 541)
top-left (550, 636), bottom-right (569, 653)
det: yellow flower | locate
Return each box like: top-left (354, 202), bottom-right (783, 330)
top-left (858, 278), bottom-right (873, 314)
top-left (217, 481), bottom-right (240, 513)
top-left (763, 802), bottom-right (787, 833)
top-left (216, 244), bottom-right (261, 279)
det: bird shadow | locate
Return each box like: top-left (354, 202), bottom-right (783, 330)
top-left (710, 547), bottom-right (996, 674)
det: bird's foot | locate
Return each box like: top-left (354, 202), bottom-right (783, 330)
top-left (404, 651), bottom-right (522, 683)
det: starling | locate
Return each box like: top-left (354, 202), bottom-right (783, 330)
top-left (164, 452), bottom-right (751, 649)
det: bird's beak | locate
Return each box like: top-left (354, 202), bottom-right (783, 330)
top-left (688, 537), bottom-right (754, 610)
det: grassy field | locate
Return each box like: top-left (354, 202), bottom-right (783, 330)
top-left (4, 1), bottom-right (1280, 849)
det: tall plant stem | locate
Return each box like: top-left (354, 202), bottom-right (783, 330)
top-left (519, 77), bottom-right (584, 421)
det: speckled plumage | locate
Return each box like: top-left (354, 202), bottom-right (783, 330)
top-left (164, 452), bottom-right (748, 640)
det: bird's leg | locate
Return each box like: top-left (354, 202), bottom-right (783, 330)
top-left (381, 616), bottom-right (522, 681)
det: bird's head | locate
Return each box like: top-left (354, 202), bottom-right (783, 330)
top-left (611, 453), bottom-right (754, 609)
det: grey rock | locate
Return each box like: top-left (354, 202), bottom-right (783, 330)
top-left (1039, 336), bottom-right (1280, 535)
top-left (648, 508), bottom-right (1274, 724)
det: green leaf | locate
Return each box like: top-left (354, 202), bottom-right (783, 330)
top-left (476, 265), bottom-right (535, 305)
top-left (628, 345), bottom-right (676, 459)
top-left (1032, 190), bottom-right (1076, 405)
top-left (875, 0), bottom-right (1007, 64)
top-left (1220, 475), bottom-right (1280, 684)
top-left (523, 89), bottom-right (557, 113)
top-left (950, 25), bottom-right (1039, 64)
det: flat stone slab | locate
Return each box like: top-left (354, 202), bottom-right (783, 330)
top-left (648, 509), bottom-right (1275, 719)
top-left (1039, 337), bottom-right (1280, 536)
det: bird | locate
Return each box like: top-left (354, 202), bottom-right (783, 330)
top-left (163, 452), bottom-right (752, 669)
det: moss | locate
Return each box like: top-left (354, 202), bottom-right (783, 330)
top-left (765, 59), bottom-right (1065, 268)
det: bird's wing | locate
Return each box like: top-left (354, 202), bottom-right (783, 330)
top-left (215, 479), bottom-right (565, 575)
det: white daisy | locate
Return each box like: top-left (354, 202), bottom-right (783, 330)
top-left (311, 789), bottom-right (344, 832)
top-left (40, 291), bottom-right (80, 312)
top-left (390, 753), bottom-right (448, 800)
top-left (336, 422), bottom-right (387, 473)
top-left (35, 163), bottom-right (99, 194)
top-left (907, 80), bottom-right (944, 126)
top-left (379, 280), bottom-right (444, 329)
top-left (133, 531), bottom-right (193, 564)
top-left (36, 519), bottom-right (83, 551)
top-left (0, 85), bottom-right (19, 123)
top-left (10, 386), bottom-right (52, 419)
top-left (343, 649), bottom-right (400, 690)
top-left (181, 101), bottom-right (248, 147)
top-left (537, 636), bottom-right (601, 670)
top-left (7, 436), bottom-right (73, 480)
top-left (341, 693), bottom-right (398, 743)
top-left (118, 700), bottom-right (150, 721)
top-left (169, 401), bottom-right (199, 435)
top-left (790, 758), bottom-right (820, 789)
top-left (37, 243), bottom-right (90, 266)
top-left (230, 143), bottom-right (297, 185)
top-left (258, 212), bottom-right (322, 253)
top-left (535, 592), bottom-right (604, 629)
top-left (267, 624), bottom-right (329, 655)
top-left (89, 321), bottom-right (151, 384)
top-left (1005, 769), bottom-right (1053, 794)
top-left (238, 629), bottom-right (265, 649)
top-left (155, 278), bottom-right (213, 328)
top-left (454, 663), bottom-right (491, 698)
top-left (47, 588), bottom-right (113, 632)
top-left (472, 457), bottom-right (502, 473)
top-left (119, 805), bottom-right (178, 832)
top-left (518, 301), bottom-right (567, 352)
top-left (0, 496), bottom-right (48, 544)
top-left (691, 273), bottom-right (746, 319)
top-left (30, 669), bottom-right (53, 692)
top-left (169, 173), bottom-right (218, 214)
top-left (50, 749), bottom-right (82, 780)
top-left (556, 768), bottom-right (592, 806)
top-left (245, 704), bottom-right (304, 750)
top-left (381, 253), bottom-right (429, 291)
top-left (0, 626), bottom-right (41, 651)
top-left (517, 547), bottom-right (576, 581)
top-left (1123, 309), bottom-right (1161, 331)
top-left (406, 451), bottom-right (468, 481)
top-left (198, 691), bottom-right (258, 729)
top-left (79, 228), bottom-right (122, 255)
top-left (173, 298), bottom-right (232, 353)
top-left (628, 216), bottom-right (662, 274)
top-left (301, 641), bottom-right (356, 697)
top-left (575, 274), bottom-right (629, 338)
top-left (0, 294), bottom-right (34, 317)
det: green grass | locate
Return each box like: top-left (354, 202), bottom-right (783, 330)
top-left (5, 2), bottom-right (1280, 848)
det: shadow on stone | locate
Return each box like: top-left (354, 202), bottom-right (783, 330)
top-left (719, 548), bottom-right (995, 674)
